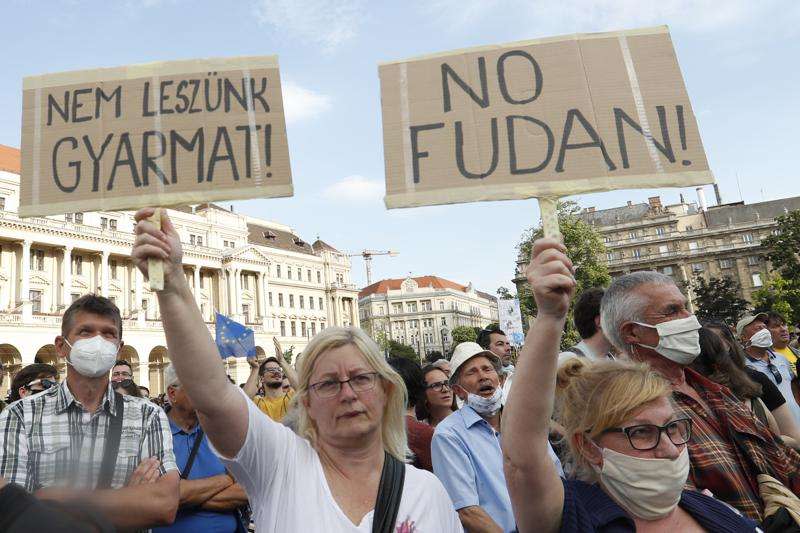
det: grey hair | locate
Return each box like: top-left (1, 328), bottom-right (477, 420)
top-left (431, 359), bottom-right (449, 370)
top-left (164, 364), bottom-right (180, 388)
top-left (600, 271), bottom-right (677, 352)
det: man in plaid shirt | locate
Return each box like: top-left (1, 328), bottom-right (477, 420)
top-left (0, 294), bottom-right (179, 529)
top-left (600, 271), bottom-right (800, 521)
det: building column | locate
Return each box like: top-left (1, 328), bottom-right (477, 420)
top-left (262, 273), bottom-right (271, 330)
top-left (135, 268), bottom-right (144, 326)
top-left (333, 295), bottom-right (341, 326)
top-left (220, 269), bottom-right (229, 316)
top-left (193, 266), bottom-right (202, 308)
top-left (62, 246), bottom-right (72, 309)
top-left (350, 298), bottom-right (360, 328)
top-left (256, 271), bottom-right (264, 319)
top-left (233, 268), bottom-right (241, 318)
top-left (21, 240), bottom-right (32, 321)
top-left (100, 251), bottom-right (110, 297)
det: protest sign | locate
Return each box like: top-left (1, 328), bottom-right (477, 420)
top-left (20, 56), bottom-right (292, 217)
top-left (379, 26), bottom-right (713, 214)
top-left (498, 298), bottom-right (525, 346)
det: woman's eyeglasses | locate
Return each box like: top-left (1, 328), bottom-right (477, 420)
top-left (425, 380), bottom-right (451, 392)
top-left (603, 418), bottom-right (692, 451)
top-left (309, 372), bottom-right (380, 398)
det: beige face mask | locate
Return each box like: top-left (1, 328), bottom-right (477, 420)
top-left (592, 445), bottom-right (690, 520)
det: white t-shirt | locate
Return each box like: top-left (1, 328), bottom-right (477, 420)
top-left (212, 389), bottom-right (464, 532)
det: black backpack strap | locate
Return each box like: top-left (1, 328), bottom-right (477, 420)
top-left (96, 392), bottom-right (124, 489)
top-left (181, 428), bottom-right (205, 479)
top-left (372, 452), bottom-right (406, 533)
top-left (566, 345), bottom-right (586, 358)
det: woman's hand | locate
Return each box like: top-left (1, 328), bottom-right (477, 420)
top-left (525, 238), bottom-right (576, 320)
top-left (132, 208), bottom-right (186, 293)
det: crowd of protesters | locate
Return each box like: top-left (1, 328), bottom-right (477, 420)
top-left (1, 210), bottom-right (800, 531)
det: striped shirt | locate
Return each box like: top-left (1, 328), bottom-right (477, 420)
top-left (0, 380), bottom-right (177, 491)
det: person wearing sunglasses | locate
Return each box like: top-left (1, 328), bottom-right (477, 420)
top-left (417, 365), bottom-right (456, 427)
top-left (738, 314), bottom-right (800, 426)
top-left (503, 238), bottom-right (758, 532)
top-left (243, 338), bottom-right (298, 422)
top-left (131, 208), bottom-right (461, 532)
top-left (7, 363), bottom-right (58, 403)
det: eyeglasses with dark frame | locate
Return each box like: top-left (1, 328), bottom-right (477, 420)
top-left (602, 417), bottom-right (692, 451)
top-left (25, 378), bottom-right (58, 392)
top-left (263, 368), bottom-right (284, 378)
top-left (309, 372), bottom-right (380, 398)
top-left (425, 380), bottom-right (451, 392)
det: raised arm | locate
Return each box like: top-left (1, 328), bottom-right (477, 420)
top-left (132, 208), bottom-right (248, 458)
top-left (501, 238), bottom-right (575, 533)
top-left (274, 337), bottom-right (299, 390)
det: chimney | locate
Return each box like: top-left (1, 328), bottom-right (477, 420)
top-left (713, 183), bottom-right (723, 205)
top-left (679, 193), bottom-right (685, 204)
top-left (627, 201), bottom-right (633, 207)
top-left (696, 187), bottom-right (708, 212)
top-left (648, 196), bottom-right (662, 210)
top-left (230, 204), bottom-right (234, 212)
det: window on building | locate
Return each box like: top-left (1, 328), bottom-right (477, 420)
top-left (268, 292), bottom-right (273, 306)
top-left (603, 236), bottom-right (611, 243)
top-left (752, 273), bottom-right (763, 287)
top-left (190, 235), bottom-right (196, 245)
top-left (242, 274), bottom-right (249, 290)
top-left (30, 249), bottom-right (45, 271)
top-left (421, 300), bottom-right (432, 311)
top-left (65, 213), bottom-right (72, 222)
top-left (30, 290), bottom-right (42, 313)
top-left (632, 249), bottom-right (641, 259)
top-left (242, 304), bottom-right (250, 322)
top-left (317, 271), bottom-right (322, 283)
top-left (719, 258), bottom-right (733, 269)
top-left (407, 302), bottom-right (417, 313)
top-left (72, 255), bottom-right (82, 275)
top-left (742, 233), bottom-right (754, 243)
top-left (311, 322), bottom-right (316, 336)
top-left (299, 296), bottom-right (305, 309)
top-left (662, 266), bottom-right (674, 275)
top-left (319, 297), bottom-right (323, 310)
top-left (307, 269), bottom-right (312, 282)
top-left (310, 297), bottom-right (315, 310)
top-left (629, 231), bottom-right (638, 239)
top-left (276, 265), bottom-right (282, 278)
top-left (199, 275), bottom-right (205, 288)
top-left (392, 303), bottom-right (403, 314)
top-left (196, 236), bottom-right (202, 246)
top-left (75, 213), bottom-right (84, 224)
top-left (288, 268), bottom-right (292, 280)
top-left (291, 321), bottom-right (297, 336)
top-left (772, 228), bottom-right (781, 236)
top-left (101, 217), bottom-right (108, 230)
top-left (441, 317), bottom-right (446, 325)
top-left (289, 295), bottom-right (294, 308)
top-left (280, 321), bottom-right (286, 336)
top-left (110, 259), bottom-right (118, 279)
top-left (377, 305), bottom-right (383, 315)
top-left (301, 322), bottom-right (307, 337)
top-left (747, 256), bottom-right (760, 266)
top-left (691, 263), bottom-right (704, 273)
top-left (606, 252), bottom-right (614, 262)
top-left (109, 219), bottom-right (117, 231)
top-left (686, 225), bottom-right (694, 231)
top-left (141, 299), bottom-right (149, 318)
top-left (656, 227), bottom-right (666, 236)
top-left (0, 197), bottom-right (5, 211)
top-left (278, 293), bottom-right (284, 307)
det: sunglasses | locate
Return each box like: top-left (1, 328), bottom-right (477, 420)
top-left (25, 378), bottom-right (57, 391)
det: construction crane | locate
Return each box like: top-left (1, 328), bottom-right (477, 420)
top-left (348, 250), bottom-right (399, 286)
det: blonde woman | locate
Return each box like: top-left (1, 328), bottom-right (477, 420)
top-left (131, 208), bottom-right (461, 532)
top-left (503, 239), bottom-right (757, 532)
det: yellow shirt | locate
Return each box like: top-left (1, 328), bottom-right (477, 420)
top-left (254, 391), bottom-right (294, 422)
top-left (774, 346), bottom-right (798, 375)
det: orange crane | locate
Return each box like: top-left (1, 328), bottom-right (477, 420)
top-left (348, 250), bottom-right (398, 286)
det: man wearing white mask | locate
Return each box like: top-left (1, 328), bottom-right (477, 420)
top-left (739, 313), bottom-right (800, 424)
top-left (601, 272), bottom-right (800, 521)
top-left (431, 341), bottom-right (562, 532)
top-left (0, 294), bottom-right (179, 530)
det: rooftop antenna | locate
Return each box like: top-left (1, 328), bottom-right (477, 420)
top-left (736, 173), bottom-right (743, 202)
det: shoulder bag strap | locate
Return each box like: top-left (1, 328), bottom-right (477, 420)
top-left (181, 428), bottom-right (205, 480)
top-left (96, 392), bottom-right (124, 489)
top-left (372, 451), bottom-right (406, 533)
top-left (567, 345), bottom-right (586, 358)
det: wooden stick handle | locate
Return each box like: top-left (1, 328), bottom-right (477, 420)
top-left (538, 197), bottom-right (561, 240)
top-left (147, 208), bottom-right (165, 291)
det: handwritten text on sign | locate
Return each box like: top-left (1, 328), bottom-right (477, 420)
top-left (20, 56), bottom-right (292, 217)
top-left (379, 27), bottom-right (713, 208)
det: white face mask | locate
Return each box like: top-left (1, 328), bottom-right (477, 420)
top-left (593, 445), bottom-right (690, 520)
top-left (466, 387), bottom-right (503, 416)
top-left (633, 315), bottom-right (701, 365)
top-left (66, 336), bottom-right (119, 378)
top-left (749, 329), bottom-right (774, 349)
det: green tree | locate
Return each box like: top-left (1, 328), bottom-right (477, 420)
top-left (496, 286), bottom-right (516, 300)
top-left (516, 200), bottom-right (611, 349)
top-left (425, 350), bottom-right (444, 362)
top-left (282, 346), bottom-right (294, 365)
top-left (752, 275), bottom-right (800, 324)
top-left (451, 325), bottom-right (478, 346)
top-left (387, 340), bottom-right (419, 362)
top-left (373, 330), bottom-right (392, 353)
top-left (692, 276), bottom-right (750, 324)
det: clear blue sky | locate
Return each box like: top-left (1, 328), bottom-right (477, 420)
top-left (1, 0), bottom-right (798, 295)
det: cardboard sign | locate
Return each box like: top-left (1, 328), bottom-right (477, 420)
top-left (379, 26), bottom-right (713, 209)
top-left (20, 56), bottom-right (292, 217)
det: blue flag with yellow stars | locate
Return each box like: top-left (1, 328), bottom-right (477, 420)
top-left (215, 312), bottom-right (256, 359)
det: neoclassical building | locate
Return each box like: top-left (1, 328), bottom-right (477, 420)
top-left (0, 144), bottom-right (359, 397)
top-left (358, 275), bottom-right (498, 357)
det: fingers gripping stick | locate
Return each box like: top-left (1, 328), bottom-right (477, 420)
top-left (147, 208), bottom-right (165, 291)
top-left (538, 197), bottom-right (561, 240)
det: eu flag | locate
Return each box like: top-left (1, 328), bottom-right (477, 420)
top-left (215, 312), bottom-right (256, 359)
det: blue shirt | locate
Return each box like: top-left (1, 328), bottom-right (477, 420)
top-left (431, 406), bottom-right (516, 532)
top-left (153, 418), bottom-right (238, 533)
top-left (560, 478), bottom-right (757, 532)
top-left (745, 351), bottom-right (800, 424)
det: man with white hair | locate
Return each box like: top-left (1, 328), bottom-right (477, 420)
top-left (600, 271), bottom-right (800, 521)
top-left (154, 365), bottom-right (248, 533)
